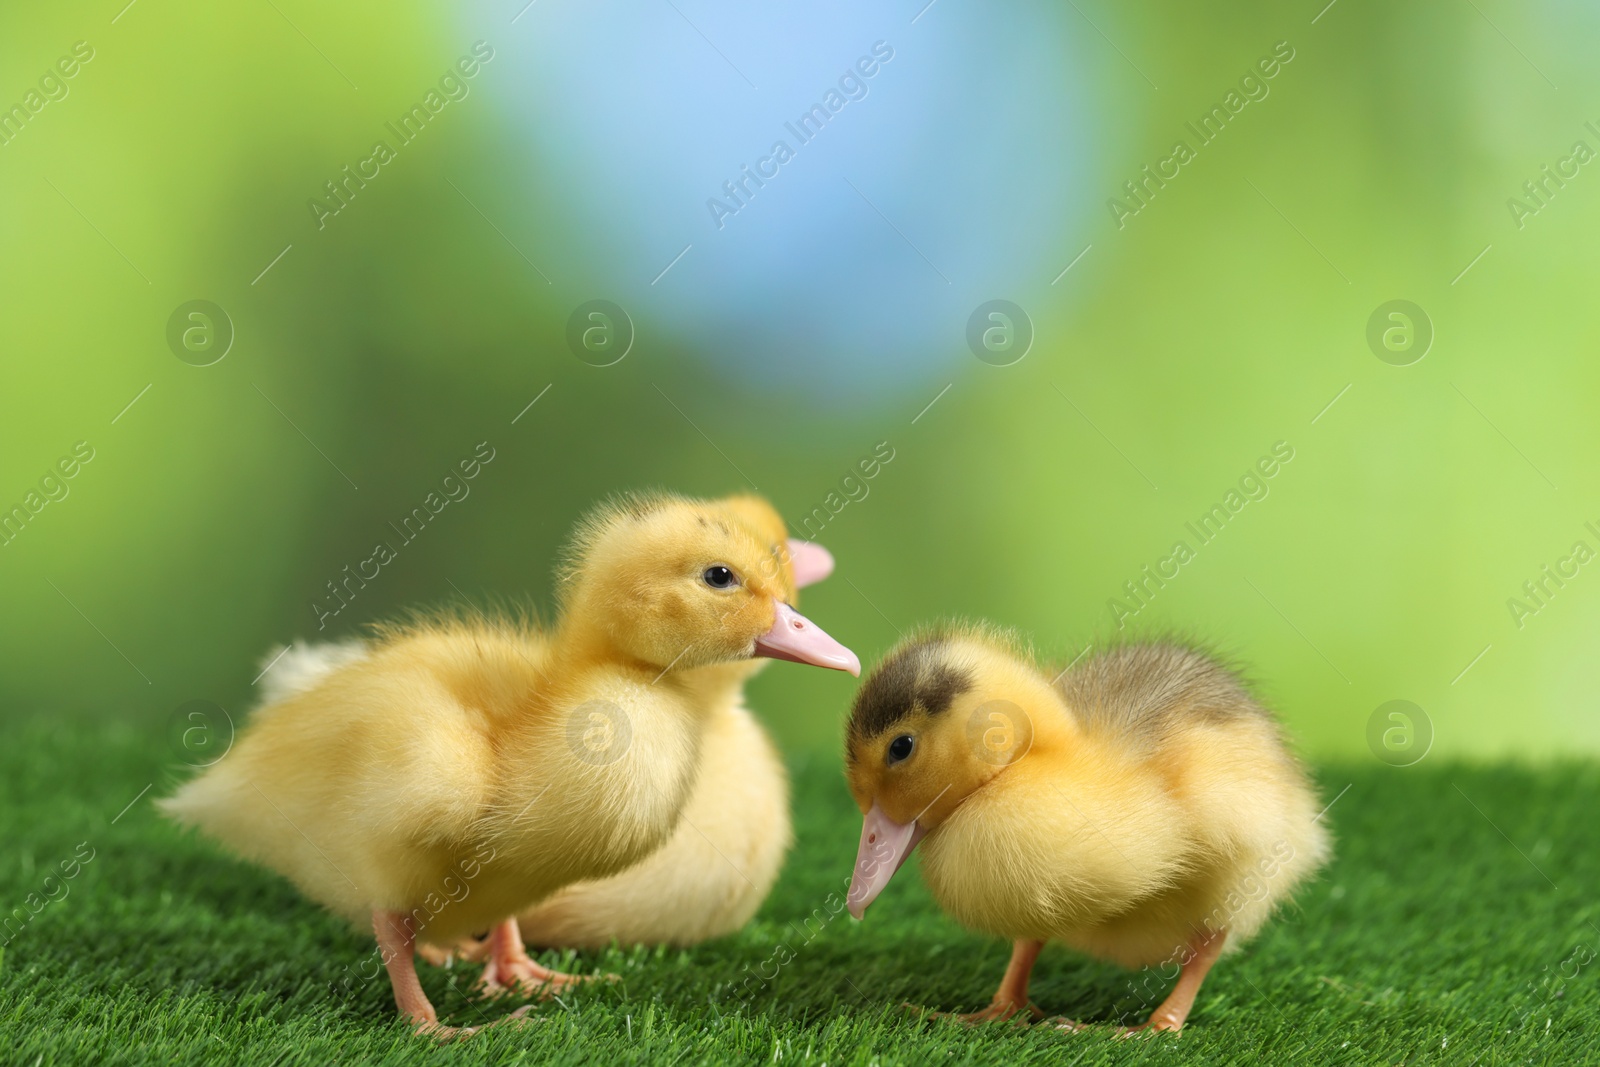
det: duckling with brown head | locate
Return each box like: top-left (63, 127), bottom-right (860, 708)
top-left (844, 624), bottom-right (1328, 1033)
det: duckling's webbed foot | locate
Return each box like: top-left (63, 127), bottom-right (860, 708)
top-left (475, 917), bottom-right (605, 998)
top-left (934, 1000), bottom-right (1044, 1027)
top-left (919, 938), bottom-right (1048, 1028)
top-left (416, 1004), bottom-right (536, 1043)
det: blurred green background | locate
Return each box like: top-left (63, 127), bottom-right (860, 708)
top-left (2, 0), bottom-right (1596, 764)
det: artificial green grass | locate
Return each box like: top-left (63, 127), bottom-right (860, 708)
top-left (2, 711), bottom-right (1596, 1065)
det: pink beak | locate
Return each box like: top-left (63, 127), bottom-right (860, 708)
top-left (787, 538), bottom-right (835, 588)
top-left (846, 802), bottom-right (926, 919)
top-left (752, 601), bottom-right (860, 675)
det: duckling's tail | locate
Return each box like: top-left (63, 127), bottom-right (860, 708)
top-left (158, 641), bottom-right (371, 839)
top-left (254, 639), bottom-right (370, 706)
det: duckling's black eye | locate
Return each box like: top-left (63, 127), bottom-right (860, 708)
top-left (887, 735), bottom-right (914, 765)
top-left (702, 565), bottom-right (736, 589)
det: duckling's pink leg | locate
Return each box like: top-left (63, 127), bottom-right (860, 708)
top-left (928, 939), bottom-right (1047, 1025)
top-left (476, 917), bottom-right (595, 998)
top-left (374, 910), bottom-right (528, 1040)
top-left (374, 911), bottom-right (441, 1029)
top-left (1136, 929), bottom-right (1227, 1033)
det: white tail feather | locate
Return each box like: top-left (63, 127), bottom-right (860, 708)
top-left (255, 639), bottom-right (370, 705)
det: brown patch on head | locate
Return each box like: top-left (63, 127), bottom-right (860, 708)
top-left (848, 634), bottom-right (975, 746)
top-left (843, 624), bottom-right (1042, 829)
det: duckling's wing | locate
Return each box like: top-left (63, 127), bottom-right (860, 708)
top-left (513, 701), bottom-right (791, 948)
top-left (1052, 644), bottom-right (1330, 937)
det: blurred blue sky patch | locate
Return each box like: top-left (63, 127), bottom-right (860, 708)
top-left (465, 0), bottom-right (1098, 403)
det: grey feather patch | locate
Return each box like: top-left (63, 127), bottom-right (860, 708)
top-left (1053, 643), bottom-right (1271, 753)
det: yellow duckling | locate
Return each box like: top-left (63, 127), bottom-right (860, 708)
top-left (507, 496), bottom-right (832, 949)
top-left (261, 632), bottom-right (804, 960)
top-left (161, 492), bottom-right (859, 1037)
top-left (844, 626), bottom-right (1329, 1032)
